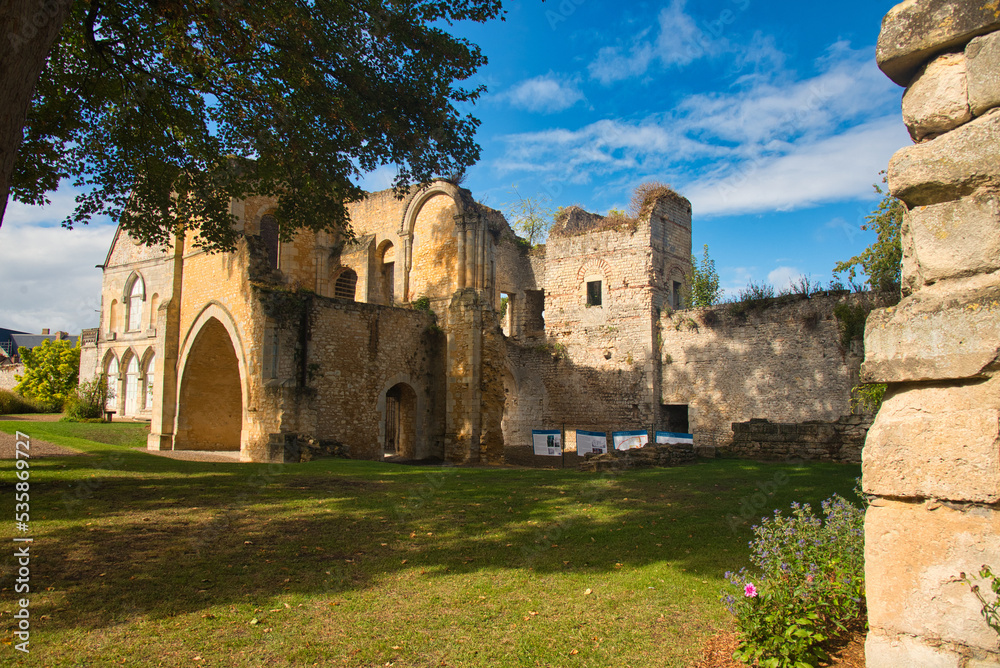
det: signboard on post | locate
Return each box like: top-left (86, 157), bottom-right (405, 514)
top-left (531, 430), bottom-right (562, 456)
top-left (576, 430), bottom-right (607, 456)
top-left (613, 430), bottom-right (648, 450)
top-left (656, 431), bottom-right (694, 445)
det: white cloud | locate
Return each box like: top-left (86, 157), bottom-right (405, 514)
top-left (767, 266), bottom-right (803, 291)
top-left (498, 73), bottom-right (585, 113)
top-left (0, 196), bottom-right (115, 334)
top-left (682, 116), bottom-right (910, 216)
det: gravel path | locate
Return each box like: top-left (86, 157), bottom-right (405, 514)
top-left (139, 449), bottom-right (243, 463)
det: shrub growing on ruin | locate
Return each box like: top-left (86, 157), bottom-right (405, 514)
top-left (722, 494), bottom-right (866, 668)
top-left (686, 244), bottom-right (723, 307)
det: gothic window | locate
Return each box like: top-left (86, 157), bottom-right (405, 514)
top-left (144, 353), bottom-right (155, 410)
top-left (126, 275), bottom-right (145, 332)
top-left (334, 269), bottom-right (358, 301)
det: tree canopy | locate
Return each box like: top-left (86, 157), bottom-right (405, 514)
top-left (833, 175), bottom-right (903, 293)
top-left (4, 0), bottom-right (504, 250)
top-left (14, 338), bottom-right (81, 411)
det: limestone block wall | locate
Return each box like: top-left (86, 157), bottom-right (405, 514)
top-left (659, 294), bottom-right (864, 448)
top-left (864, 2), bottom-right (1000, 664)
top-left (729, 416), bottom-right (869, 464)
top-left (307, 298), bottom-right (441, 461)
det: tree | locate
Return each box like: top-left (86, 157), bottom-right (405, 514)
top-left (833, 174), bottom-right (903, 293)
top-left (2, 0), bottom-right (504, 250)
top-left (504, 185), bottom-right (553, 246)
top-left (14, 338), bottom-right (80, 411)
top-left (686, 244), bottom-right (723, 307)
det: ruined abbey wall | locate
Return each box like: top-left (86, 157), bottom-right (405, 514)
top-left (659, 294), bottom-right (867, 448)
top-left (864, 2), bottom-right (1000, 664)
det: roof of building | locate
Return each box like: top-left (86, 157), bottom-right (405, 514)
top-left (0, 328), bottom-right (81, 363)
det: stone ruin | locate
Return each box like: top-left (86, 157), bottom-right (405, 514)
top-left (863, 1), bottom-right (1000, 664)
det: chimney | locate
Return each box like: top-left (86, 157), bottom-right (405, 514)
top-left (41, 328), bottom-right (50, 335)
top-left (56, 331), bottom-right (69, 340)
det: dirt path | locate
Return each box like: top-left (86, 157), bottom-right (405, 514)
top-left (0, 429), bottom-right (86, 458)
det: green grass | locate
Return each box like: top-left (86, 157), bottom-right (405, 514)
top-left (0, 421), bottom-right (861, 667)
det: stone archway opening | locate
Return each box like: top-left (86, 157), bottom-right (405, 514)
top-left (175, 317), bottom-right (243, 451)
top-left (384, 382), bottom-right (417, 458)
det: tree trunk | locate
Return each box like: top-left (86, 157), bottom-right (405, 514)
top-left (0, 0), bottom-right (75, 229)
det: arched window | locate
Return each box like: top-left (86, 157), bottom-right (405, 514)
top-left (334, 269), bottom-right (358, 301)
top-left (260, 214), bottom-right (279, 270)
top-left (144, 353), bottom-right (155, 410)
top-left (124, 355), bottom-right (139, 416)
top-left (105, 356), bottom-right (119, 410)
top-left (126, 275), bottom-right (145, 332)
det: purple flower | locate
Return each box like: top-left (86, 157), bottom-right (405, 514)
top-left (744, 583), bottom-right (758, 598)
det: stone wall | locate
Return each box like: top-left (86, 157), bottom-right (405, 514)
top-left (729, 416), bottom-right (869, 464)
top-left (659, 293), bottom-right (870, 448)
top-left (0, 364), bottom-right (21, 391)
top-left (864, 2), bottom-right (1000, 665)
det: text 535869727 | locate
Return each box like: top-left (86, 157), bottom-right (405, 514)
top-left (13, 430), bottom-right (32, 654)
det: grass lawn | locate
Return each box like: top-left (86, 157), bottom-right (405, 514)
top-left (0, 421), bottom-right (861, 667)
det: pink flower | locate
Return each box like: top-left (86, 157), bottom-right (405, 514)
top-left (744, 583), bottom-right (758, 598)
top-left (806, 574), bottom-right (814, 583)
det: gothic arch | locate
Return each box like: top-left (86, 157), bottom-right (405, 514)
top-left (174, 303), bottom-right (249, 451)
top-left (376, 374), bottom-right (426, 459)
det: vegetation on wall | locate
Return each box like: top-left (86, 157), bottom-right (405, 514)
top-left (64, 375), bottom-right (110, 421)
top-left (503, 185), bottom-right (555, 246)
top-left (685, 244), bottom-right (723, 308)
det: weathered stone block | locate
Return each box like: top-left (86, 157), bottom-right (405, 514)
top-left (863, 379), bottom-right (1000, 501)
top-left (865, 500), bottom-right (1000, 651)
top-left (877, 0), bottom-right (1000, 87)
top-left (863, 287), bottom-right (1000, 382)
top-left (902, 52), bottom-right (973, 141)
top-left (906, 195), bottom-right (1000, 284)
top-left (888, 110), bottom-right (1000, 206)
top-left (865, 632), bottom-right (961, 668)
top-left (967, 30), bottom-right (1000, 116)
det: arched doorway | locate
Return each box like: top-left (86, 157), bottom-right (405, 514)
top-left (384, 382), bottom-right (417, 458)
top-left (123, 353), bottom-right (139, 416)
top-left (175, 317), bottom-right (243, 451)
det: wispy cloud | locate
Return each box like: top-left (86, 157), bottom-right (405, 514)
top-left (496, 73), bottom-right (585, 113)
top-left (588, 0), bottom-right (734, 84)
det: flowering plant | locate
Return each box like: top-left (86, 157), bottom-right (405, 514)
top-left (721, 494), bottom-right (866, 668)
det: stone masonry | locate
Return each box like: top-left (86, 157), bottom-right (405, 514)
top-left (864, 2), bottom-right (1000, 664)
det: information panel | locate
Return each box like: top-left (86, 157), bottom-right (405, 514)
top-left (612, 430), bottom-right (648, 450)
top-left (531, 430), bottom-right (562, 456)
top-left (655, 431), bottom-right (694, 445)
top-left (576, 430), bottom-right (607, 456)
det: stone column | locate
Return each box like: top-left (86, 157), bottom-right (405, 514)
top-left (148, 232), bottom-right (184, 451)
top-left (456, 221), bottom-right (466, 289)
top-left (865, 2), bottom-right (1000, 665)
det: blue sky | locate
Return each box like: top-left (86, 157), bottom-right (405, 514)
top-left (1, 0), bottom-right (908, 334)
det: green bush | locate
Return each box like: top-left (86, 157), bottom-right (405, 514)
top-left (722, 494), bottom-right (866, 668)
top-left (64, 376), bottom-right (109, 420)
top-left (14, 338), bottom-right (80, 411)
top-left (0, 388), bottom-right (47, 415)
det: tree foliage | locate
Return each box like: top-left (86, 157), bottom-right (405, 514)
top-left (504, 185), bottom-right (553, 246)
top-left (833, 174), bottom-right (903, 293)
top-left (686, 244), bottom-right (723, 307)
top-left (8, 0), bottom-right (503, 250)
top-left (14, 339), bottom-right (80, 411)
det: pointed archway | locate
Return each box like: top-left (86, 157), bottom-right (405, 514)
top-left (175, 317), bottom-right (243, 451)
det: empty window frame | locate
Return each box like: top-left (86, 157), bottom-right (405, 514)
top-left (586, 280), bottom-right (602, 307)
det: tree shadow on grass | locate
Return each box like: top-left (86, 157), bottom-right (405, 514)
top-left (2, 445), bottom-right (860, 635)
